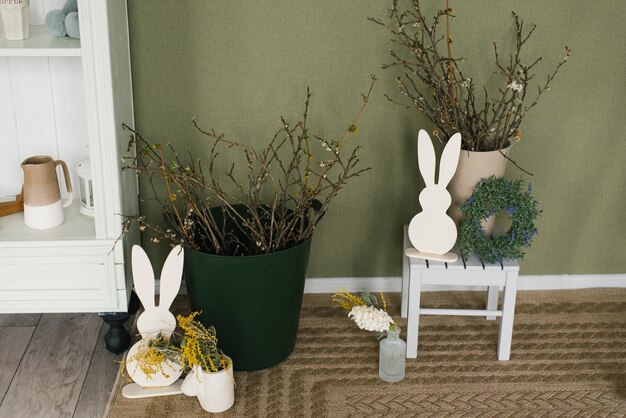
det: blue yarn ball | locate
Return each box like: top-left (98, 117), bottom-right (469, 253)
top-left (65, 12), bottom-right (80, 39)
top-left (45, 10), bottom-right (67, 37)
top-left (62, 0), bottom-right (78, 15)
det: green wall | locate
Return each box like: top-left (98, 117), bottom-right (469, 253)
top-left (127, 1), bottom-right (626, 276)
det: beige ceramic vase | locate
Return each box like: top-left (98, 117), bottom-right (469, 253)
top-left (447, 149), bottom-right (507, 236)
top-left (21, 156), bottom-right (73, 230)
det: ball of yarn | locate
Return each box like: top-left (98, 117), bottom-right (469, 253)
top-left (65, 12), bottom-right (80, 39)
top-left (45, 10), bottom-right (67, 37)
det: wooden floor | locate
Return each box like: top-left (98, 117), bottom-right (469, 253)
top-left (0, 312), bottom-right (128, 418)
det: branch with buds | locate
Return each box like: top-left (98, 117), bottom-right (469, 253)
top-left (120, 76), bottom-right (376, 256)
top-left (369, 0), bottom-right (570, 156)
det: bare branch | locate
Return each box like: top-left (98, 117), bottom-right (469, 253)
top-left (370, 4), bottom-right (570, 166)
top-left (119, 77), bottom-right (376, 255)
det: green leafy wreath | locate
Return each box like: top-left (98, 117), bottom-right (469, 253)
top-left (458, 176), bottom-right (541, 263)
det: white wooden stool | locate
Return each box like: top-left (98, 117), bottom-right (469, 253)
top-left (402, 227), bottom-right (520, 361)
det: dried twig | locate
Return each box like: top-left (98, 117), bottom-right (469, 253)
top-left (121, 76), bottom-right (376, 256)
top-left (370, 0), bottom-right (570, 162)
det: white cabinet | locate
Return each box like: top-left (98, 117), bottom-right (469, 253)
top-left (0, 1), bottom-right (138, 318)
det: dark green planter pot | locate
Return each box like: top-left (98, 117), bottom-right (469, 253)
top-left (184, 238), bottom-right (312, 371)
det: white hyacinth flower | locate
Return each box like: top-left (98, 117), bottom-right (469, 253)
top-left (348, 305), bottom-right (394, 333)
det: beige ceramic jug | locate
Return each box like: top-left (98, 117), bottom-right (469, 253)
top-left (21, 156), bottom-right (73, 230)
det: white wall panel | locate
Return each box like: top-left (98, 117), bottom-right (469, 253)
top-left (0, 58), bottom-right (21, 197)
top-left (1, 57), bottom-right (88, 199)
top-left (28, 0), bottom-right (45, 25)
top-left (8, 57), bottom-right (60, 193)
top-left (49, 57), bottom-right (88, 195)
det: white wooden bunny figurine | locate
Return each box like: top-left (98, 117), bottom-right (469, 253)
top-left (122, 245), bottom-right (185, 399)
top-left (406, 130), bottom-right (462, 262)
top-left (132, 244), bottom-right (183, 339)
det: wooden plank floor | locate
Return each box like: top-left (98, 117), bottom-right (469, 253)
top-left (0, 313), bottom-right (126, 418)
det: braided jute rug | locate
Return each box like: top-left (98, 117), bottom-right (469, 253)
top-left (105, 289), bottom-right (626, 417)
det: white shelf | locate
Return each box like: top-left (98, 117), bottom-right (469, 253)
top-left (0, 0), bottom-right (137, 315)
top-left (0, 26), bottom-right (81, 57)
top-left (0, 199), bottom-right (95, 241)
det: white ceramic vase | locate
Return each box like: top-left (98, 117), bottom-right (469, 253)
top-left (0, 0), bottom-right (29, 41)
top-left (447, 149), bottom-right (508, 236)
top-left (181, 358), bottom-right (235, 413)
top-left (125, 340), bottom-right (183, 388)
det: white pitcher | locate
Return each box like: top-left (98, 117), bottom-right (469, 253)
top-left (181, 359), bottom-right (235, 413)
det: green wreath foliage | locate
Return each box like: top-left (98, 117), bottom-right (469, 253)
top-left (458, 176), bottom-right (541, 264)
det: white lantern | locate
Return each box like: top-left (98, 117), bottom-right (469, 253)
top-left (77, 157), bottom-right (94, 216)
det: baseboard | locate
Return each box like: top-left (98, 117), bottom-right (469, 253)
top-left (303, 274), bottom-right (626, 293)
top-left (169, 274), bottom-right (626, 295)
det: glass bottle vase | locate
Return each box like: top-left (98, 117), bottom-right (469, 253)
top-left (379, 326), bottom-right (406, 382)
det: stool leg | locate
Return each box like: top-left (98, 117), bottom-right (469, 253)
top-left (498, 272), bottom-right (518, 360)
top-left (401, 248), bottom-right (410, 318)
top-left (485, 286), bottom-right (499, 320)
top-left (406, 270), bottom-right (422, 358)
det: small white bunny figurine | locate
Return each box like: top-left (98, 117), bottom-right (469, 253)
top-left (123, 245), bottom-right (185, 394)
top-left (407, 130), bottom-right (462, 262)
top-left (132, 244), bottom-right (183, 339)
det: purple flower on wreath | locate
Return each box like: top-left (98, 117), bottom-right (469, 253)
top-left (505, 206), bottom-right (517, 215)
top-left (491, 250), bottom-right (503, 264)
top-left (464, 195), bottom-right (476, 206)
top-left (509, 229), bottom-right (516, 244)
top-left (527, 183), bottom-right (533, 193)
top-left (524, 229), bottom-right (537, 247)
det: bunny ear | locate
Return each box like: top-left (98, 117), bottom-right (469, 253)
top-left (132, 245), bottom-right (156, 309)
top-left (158, 245), bottom-right (184, 311)
top-left (417, 130), bottom-right (436, 187)
top-left (437, 132), bottom-right (462, 186)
